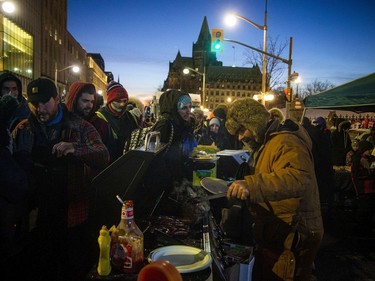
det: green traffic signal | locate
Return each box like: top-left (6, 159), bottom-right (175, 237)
top-left (213, 39), bottom-right (222, 51)
top-left (211, 28), bottom-right (224, 52)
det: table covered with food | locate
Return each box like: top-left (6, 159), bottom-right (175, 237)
top-left (87, 147), bottom-right (253, 281)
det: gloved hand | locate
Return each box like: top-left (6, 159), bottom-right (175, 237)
top-left (14, 127), bottom-right (34, 153)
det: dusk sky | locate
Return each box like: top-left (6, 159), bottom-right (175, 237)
top-left (67, 0), bottom-right (375, 101)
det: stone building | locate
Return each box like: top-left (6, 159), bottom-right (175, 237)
top-left (162, 16), bottom-right (262, 111)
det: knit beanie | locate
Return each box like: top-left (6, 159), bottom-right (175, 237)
top-left (213, 104), bottom-right (228, 120)
top-left (226, 98), bottom-right (270, 140)
top-left (313, 116), bottom-right (327, 129)
top-left (209, 117), bottom-right (221, 127)
top-left (176, 94), bottom-right (192, 111)
top-left (106, 81), bottom-right (128, 104)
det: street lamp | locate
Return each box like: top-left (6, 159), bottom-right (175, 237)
top-left (54, 65), bottom-right (80, 86)
top-left (289, 71), bottom-right (300, 101)
top-left (253, 92), bottom-right (274, 108)
top-left (183, 66), bottom-right (206, 108)
top-left (295, 76), bottom-right (301, 98)
top-left (225, 0), bottom-right (268, 105)
top-left (1, 1), bottom-right (15, 14)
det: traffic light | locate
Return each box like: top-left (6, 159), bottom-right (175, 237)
top-left (284, 88), bottom-right (291, 102)
top-left (211, 28), bottom-right (224, 52)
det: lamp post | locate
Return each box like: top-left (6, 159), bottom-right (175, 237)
top-left (225, 0), bottom-right (268, 105)
top-left (54, 64), bottom-right (80, 86)
top-left (183, 66), bottom-right (206, 108)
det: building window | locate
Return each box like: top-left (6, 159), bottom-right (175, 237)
top-left (0, 18), bottom-right (33, 79)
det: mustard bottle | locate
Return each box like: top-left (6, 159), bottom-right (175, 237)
top-left (97, 225), bottom-right (112, 276)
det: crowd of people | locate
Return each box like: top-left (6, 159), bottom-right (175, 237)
top-left (0, 74), bottom-right (149, 280)
top-left (0, 70), bottom-right (374, 281)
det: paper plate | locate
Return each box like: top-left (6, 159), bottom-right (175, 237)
top-left (148, 245), bottom-right (212, 273)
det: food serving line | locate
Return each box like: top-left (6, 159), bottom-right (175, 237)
top-left (86, 146), bottom-right (253, 281)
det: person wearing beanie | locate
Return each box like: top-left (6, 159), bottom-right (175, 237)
top-left (12, 77), bottom-right (109, 280)
top-left (351, 140), bottom-right (375, 235)
top-left (96, 81), bottom-right (138, 161)
top-left (0, 71), bottom-right (30, 131)
top-left (209, 116), bottom-right (221, 128)
top-left (66, 81), bottom-right (117, 163)
top-left (198, 117), bottom-right (220, 147)
top-left (104, 81), bottom-right (129, 112)
top-left (313, 116), bottom-right (327, 130)
top-left (225, 98), bottom-right (323, 280)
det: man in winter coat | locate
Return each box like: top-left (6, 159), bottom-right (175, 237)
top-left (0, 71), bottom-right (30, 131)
top-left (226, 98), bottom-right (323, 281)
top-left (66, 81), bottom-right (116, 163)
top-left (12, 78), bottom-right (110, 281)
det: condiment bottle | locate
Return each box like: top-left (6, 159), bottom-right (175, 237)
top-left (97, 225), bottom-right (111, 276)
top-left (111, 200), bottom-right (144, 273)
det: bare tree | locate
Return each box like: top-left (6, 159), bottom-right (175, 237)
top-left (300, 79), bottom-right (335, 99)
top-left (243, 35), bottom-right (289, 90)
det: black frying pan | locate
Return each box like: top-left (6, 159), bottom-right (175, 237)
top-left (200, 177), bottom-right (231, 194)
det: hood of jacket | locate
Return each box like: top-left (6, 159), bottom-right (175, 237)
top-left (268, 119), bottom-right (312, 151)
top-left (0, 72), bottom-right (23, 102)
top-left (159, 89), bottom-right (191, 131)
top-left (66, 82), bottom-right (96, 119)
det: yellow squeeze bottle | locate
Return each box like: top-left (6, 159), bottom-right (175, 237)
top-left (97, 225), bottom-right (112, 276)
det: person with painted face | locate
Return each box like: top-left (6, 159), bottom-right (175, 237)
top-left (225, 98), bottom-right (323, 281)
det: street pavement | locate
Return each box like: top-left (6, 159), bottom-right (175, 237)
top-left (314, 204), bottom-right (375, 281)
